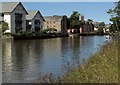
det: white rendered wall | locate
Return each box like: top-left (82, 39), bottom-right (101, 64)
top-left (4, 14), bottom-right (11, 32)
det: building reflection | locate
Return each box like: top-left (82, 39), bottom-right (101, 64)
top-left (2, 39), bottom-right (13, 82)
top-left (2, 36), bottom-right (106, 83)
top-left (41, 38), bottom-right (62, 76)
top-left (2, 39), bottom-right (44, 83)
top-left (60, 36), bottom-right (81, 73)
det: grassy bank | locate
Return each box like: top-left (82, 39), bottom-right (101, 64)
top-left (59, 39), bottom-right (119, 83)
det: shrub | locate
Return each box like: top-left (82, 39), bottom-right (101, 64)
top-left (44, 28), bottom-right (58, 33)
top-left (97, 27), bottom-right (104, 33)
top-left (2, 22), bottom-right (8, 33)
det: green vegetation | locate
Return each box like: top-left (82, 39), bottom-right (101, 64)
top-left (11, 29), bottom-right (68, 40)
top-left (107, 1), bottom-right (120, 32)
top-left (94, 22), bottom-right (105, 33)
top-left (59, 40), bottom-right (118, 83)
top-left (2, 22), bottom-right (8, 33)
top-left (97, 26), bottom-right (104, 33)
top-left (69, 11), bottom-right (84, 33)
top-left (99, 22), bottom-right (105, 27)
top-left (43, 28), bottom-right (58, 33)
top-left (69, 11), bottom-right (81, 29)
top-left (36, 38), bottom-right (119, 83)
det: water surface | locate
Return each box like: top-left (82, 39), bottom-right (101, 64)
top-left (2, 36), bottom-right (108, 83)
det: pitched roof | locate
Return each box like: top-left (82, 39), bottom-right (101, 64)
top-left (26, 10), bottom-right (45, 21)
top-left (26, 10), bottom-right (38, 20)
top-left (1, 2), bottom-right (28, 14)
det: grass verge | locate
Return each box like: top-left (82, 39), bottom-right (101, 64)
top-left (60, 40), bottom-right (119, 83)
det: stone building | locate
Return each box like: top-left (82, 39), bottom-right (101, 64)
top-left (0, 2), bottom-right (28, 33)
top-left (43, 15), bottom-right (68, 34)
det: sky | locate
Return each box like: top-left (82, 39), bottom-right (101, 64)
top-left (22, 2), bottom-right (115, 24)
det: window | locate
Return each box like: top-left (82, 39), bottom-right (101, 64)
top-left (15, 13), bottom-right (22, 17)
top-left (15, 13), bottom-right (22, 21)
top-left (34, 20), bottom-right (40, 25)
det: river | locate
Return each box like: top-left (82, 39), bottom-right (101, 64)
top-left (2, 35), bottom-right (109, 83)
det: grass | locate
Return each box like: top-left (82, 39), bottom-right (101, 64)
top-left (36, 36), bottom-right (119, 83)
top-left (59, 39), bottom-right (119, 83)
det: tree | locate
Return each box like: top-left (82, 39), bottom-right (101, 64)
top-left (69, 11), bottom-right (81, 31)
top-left (99, 22), bottom-right (105, 27)
top-left (87, 19), bottom-right (93, 22)
top-left (97, 26), bottom-right (104, 33)
top-left (107, 1), bottom-right (120, 17)
top-left (2, 22), bottom-right (8, 33)
top-left (107, 1), bottom-right (120, 31)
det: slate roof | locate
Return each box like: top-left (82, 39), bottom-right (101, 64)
top-left (26, 10), bottom-right (45, 21)
top-left (0, 2), bottom-right (28, 14)
top-left (26, 10), bottom-right (38, 20)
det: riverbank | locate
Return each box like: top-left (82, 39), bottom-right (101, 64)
top-left (35, 36), bottom-right (119, 83)
top-left (11, 33), bottom-right (69, 40)
top-left (8, 32), bottom-right (110, 40)
top-left (79, 32), bottom-right (109, 36)
top-left (59, 39), bottom-right (118, 83)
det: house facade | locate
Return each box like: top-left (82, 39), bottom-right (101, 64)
top-left (26, 10), bottom-right (44, 32)
top-left (83, 21), bottom-right (94, 33)
top-left (1, 2), bottom-right (28, 33)
top-left (43, 15), bottom-right (68, 34)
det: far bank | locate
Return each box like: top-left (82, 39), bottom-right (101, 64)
top-left (2, 32), bottom-right (111, 40)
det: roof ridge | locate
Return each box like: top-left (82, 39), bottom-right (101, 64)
top-left (26, 10), bottom-right (38, 20)
top-left (1, 2), bottom-right (20, 13)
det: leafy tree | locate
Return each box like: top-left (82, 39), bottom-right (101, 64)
top-left (69, 11), bottom-right (81, 30)
top-left (109, 24), bottom-right (117, 32)
top-left (97, 26), bottom-right (104, 33)
top-left (107, 1), bottom-right (120, 31)
top-left (87, 19), bottom-right (93, 22)
top-left (2, 22), bottom-right (8, 33)
top-left (99, 22), bottom-right (105, 27)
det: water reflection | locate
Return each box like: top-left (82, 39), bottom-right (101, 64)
top-left (2, 36), bottom-right (107, 83)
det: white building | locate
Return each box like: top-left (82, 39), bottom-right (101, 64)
top-left (0, 2), bottom-right (28, 33)
top-left (26, 10), bottom-right (45, 32)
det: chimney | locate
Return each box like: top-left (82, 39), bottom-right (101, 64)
top-left (81, 16), bottom-right (84, 22)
